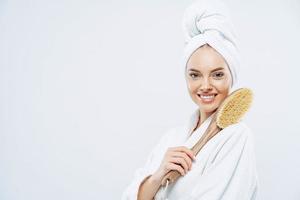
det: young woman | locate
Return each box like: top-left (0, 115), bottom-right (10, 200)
top-left (122, 0), bottom-right (258, 199)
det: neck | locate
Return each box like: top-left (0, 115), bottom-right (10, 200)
top-left (199, 109), bottom-right (213, 125)
top-left (191, 108), bottom-right (215, 135)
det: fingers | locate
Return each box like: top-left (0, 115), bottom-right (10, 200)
top-left (172, 152), bottom-right (193, 170)
top-left (166, 146), bottom-right (196, 171)
top-left (173, 146), bottom-right (196, 161)
top-left (167, 163), bottom-right (186, 176)
top-left (156, 146), bottom-right (196, 180)
top-left (169, 157), bottom-right (189, 173)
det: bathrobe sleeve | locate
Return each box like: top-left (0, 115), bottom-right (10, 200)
top-left (190, 124), bottom-right (259, 200)
top-left (121, 129), bottom-right (175, 200)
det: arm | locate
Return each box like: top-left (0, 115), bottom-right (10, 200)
top-left (121, 130), bottom-right (171, 200)
top-left (137, 174), bottom-right (162, 200)
top-left (122, 127), bottom-right (195, 200)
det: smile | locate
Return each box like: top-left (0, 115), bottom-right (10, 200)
top-left (197, 93), bottom-right (217, 103)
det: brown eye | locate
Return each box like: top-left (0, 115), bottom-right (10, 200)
top-left (212, 71), bottom-right (224, 78)
top-left (189, 73), bottom-right (198, 79)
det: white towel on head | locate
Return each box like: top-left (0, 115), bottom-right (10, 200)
top-left (182, 0), bottom-right (240, 89)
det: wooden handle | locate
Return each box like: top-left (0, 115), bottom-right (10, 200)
top-left (161, 117), bottom-right (221, 187)
top-left (161, 170), bottom-right (181, 186)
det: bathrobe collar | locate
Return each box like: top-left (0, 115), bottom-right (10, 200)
top-left (183, 108), bottom-right (214, 149)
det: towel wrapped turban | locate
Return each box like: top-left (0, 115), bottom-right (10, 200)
top-left (182, 0), bottom-right (240, 88)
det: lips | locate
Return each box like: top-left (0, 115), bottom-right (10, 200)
top-left (197, 93), bottom-right (217, 103)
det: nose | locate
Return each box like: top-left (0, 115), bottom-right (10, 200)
top-left (199, 77), bottom-right (212, 92)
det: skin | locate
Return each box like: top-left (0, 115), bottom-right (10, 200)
top-left (137, 44), bottom-right (232, 200)
top-left (185, 44), bottom-right (232, 126)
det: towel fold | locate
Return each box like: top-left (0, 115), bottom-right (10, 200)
top-left (182, 0), bottom-right (240, 88)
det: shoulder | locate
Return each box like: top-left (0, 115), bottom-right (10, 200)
top-left (208, 121), bottom-right (257, 166)
top-left (212, 121), bottom-right (255, 154)
top-left (222, 121), bottom-right (254, 140)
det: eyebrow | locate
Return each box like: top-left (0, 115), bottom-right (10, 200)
top-left (188, 67), bottom-right (224, 73)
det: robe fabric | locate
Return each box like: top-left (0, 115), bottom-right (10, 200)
top-left (121, 109), bottom-right (259, 200)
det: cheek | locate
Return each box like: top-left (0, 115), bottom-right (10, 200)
top-left (216, 83), bottom-right (230, 93)
top-left (213, 77), bottom-right (231, 93)
top-left (186, 80), bottom-right (198, 92)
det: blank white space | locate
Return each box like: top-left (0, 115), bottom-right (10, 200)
top-left (0, 0), bottom-right (299, 199)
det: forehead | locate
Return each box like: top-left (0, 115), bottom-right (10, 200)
top-left (186, 45), bottom-right (228, 72)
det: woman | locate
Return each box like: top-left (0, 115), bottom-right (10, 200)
top-left (122, 0), bottom-right (259, 199)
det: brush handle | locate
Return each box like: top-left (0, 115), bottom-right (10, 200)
top-left (161, 118), bottom-right (221, 187)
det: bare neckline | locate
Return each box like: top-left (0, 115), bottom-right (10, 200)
top-left (189, 114), bottom-right (201, 136)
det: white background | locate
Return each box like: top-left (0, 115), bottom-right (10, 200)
top-left (1, 0), bottom-right (300, 199)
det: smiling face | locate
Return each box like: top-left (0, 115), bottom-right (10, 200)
top-left (185, 44), bottom-right (232, 117)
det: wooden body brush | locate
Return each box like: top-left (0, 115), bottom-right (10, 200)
top-left (161, 88), bottom-right (253, 187)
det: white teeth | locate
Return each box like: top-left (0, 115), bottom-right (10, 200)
top-left (200, 95), bottom-right (214, 99)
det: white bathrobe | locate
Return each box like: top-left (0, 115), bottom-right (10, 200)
top-left (121, 109), bottom-right (259, 200)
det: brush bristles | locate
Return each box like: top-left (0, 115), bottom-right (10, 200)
top-left (216, 88), bottom-right (253, 129)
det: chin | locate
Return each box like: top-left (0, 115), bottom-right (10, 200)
top-left (198, 104), bottom-right (218, 113)
top-left (193, 95), bottom-right (222, 113)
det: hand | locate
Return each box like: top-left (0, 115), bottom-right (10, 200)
top-left (152, 146), bottom-right (196, 182)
